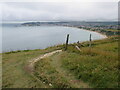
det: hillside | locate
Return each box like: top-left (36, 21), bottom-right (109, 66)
top-left (2, 36), bottom-right (119, 88)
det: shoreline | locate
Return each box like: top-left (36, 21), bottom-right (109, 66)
top-left (1, 26), bottom-right (108, 53)
top-left (65, 25), bottom-right (108, 39)
top-left (79, 28), bottom-right (108, 38)
top-left (80, 28), bottom-right (108, 39)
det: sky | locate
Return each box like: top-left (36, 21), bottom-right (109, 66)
top-left (0, 0), bottom-right (119, 21)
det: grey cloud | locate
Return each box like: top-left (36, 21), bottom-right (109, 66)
top-left (1, 2), bottom-right (118, 21)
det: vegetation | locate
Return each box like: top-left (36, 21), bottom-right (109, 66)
top-left (2, 35), bottom-right (119, 88)
top-left (78, 27), bottom-right (120, 36)
top-left (2, 46), bottom-right (62, 88)
top-left (34, 58), bottom-right (72, 88)
top-left (61, 36), bottom-right (119, 88)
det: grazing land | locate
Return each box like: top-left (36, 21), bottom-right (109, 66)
top-left (2, 35), bottom-right (119, 88)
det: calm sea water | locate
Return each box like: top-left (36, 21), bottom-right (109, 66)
top-left (1, 23), bottom-right (106, 52)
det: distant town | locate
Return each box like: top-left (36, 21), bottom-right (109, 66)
top-left (22, 21), bottom-right (119, 36)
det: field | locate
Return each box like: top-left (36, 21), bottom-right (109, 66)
top-left (2, 36), bottom-right (119, 88)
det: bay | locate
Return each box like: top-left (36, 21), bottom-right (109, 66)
top-left (2, 23), bottom-right (106, 52)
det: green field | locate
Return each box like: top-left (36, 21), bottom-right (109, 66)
top-left (2, 36), bottom-right (119, 88)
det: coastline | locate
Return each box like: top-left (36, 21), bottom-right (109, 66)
top-left (80, 28), bottom-right (108, 39)
top-left (65, 26), bottom-right (108, 39)
top-left (1, 26), bottom-right (108, 53)
top-left (50, 25), bottom-right (108, 39)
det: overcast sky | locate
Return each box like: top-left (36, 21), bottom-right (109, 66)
top-left (0, 1), bottom-right (118, 21)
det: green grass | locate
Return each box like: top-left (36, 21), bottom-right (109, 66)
top-left (2, 46), bottom-right (62, 88)
top-left (34, 57), bottom-right (71, 88)
top-left (34, 52), bottom-right (90, 88)
top-left (60, 36), bottom-right (119, 88)
top-left (106, 29), bottom-right (120, 32)
top-left (2, 36), bottom-right (119, 88)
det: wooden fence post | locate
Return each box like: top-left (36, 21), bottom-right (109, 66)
top-left (65, 34), bottom-right (69, 51)
top-left (89, 34), bottom-right (92, 47)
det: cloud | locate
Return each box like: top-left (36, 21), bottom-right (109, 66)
top-left (1, 2), bottom-right (118, 21)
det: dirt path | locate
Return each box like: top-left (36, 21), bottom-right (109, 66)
top-left (25, 50), bottom-right (62, 73)
top-left (25, 49), bottom-right (90, 88)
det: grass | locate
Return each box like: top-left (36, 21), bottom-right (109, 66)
top-left (0, 53), bottom-right (2, 89)
top-left (2, 46), bottom-right (62, 88)
top-left (34, 57), bottom-right (71, 88)
top-left (34, 52), bottom-right (90, 88)
top-left (2, 36), bottom-right (119, 88)
top-left (106, 29), bottom-right (120, 32)
top-left (60, 36), bottom-right (119, 88)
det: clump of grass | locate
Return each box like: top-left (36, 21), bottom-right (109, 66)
top-left (4, 50), bottom-right (22, 54)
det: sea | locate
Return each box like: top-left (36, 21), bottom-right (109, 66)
top-left (0, 21), bottom-right (106, 53)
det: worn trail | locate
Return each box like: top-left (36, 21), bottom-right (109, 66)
top-left (25, 50), bottom-right (62, 73)
top-left (25, 49), bottom-right (90, 88)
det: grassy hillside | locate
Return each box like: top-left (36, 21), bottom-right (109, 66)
top-left (2, 46), bottom-right (62, 88)
top-left (2, 36), bottom-right (119, 88)
top-left (61, 36), bottom-right (118, 88)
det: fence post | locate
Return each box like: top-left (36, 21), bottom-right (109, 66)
top-left (89, 34), bottom-right (92, 47)
top-left (65, 34), bottom-right (69, 51)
